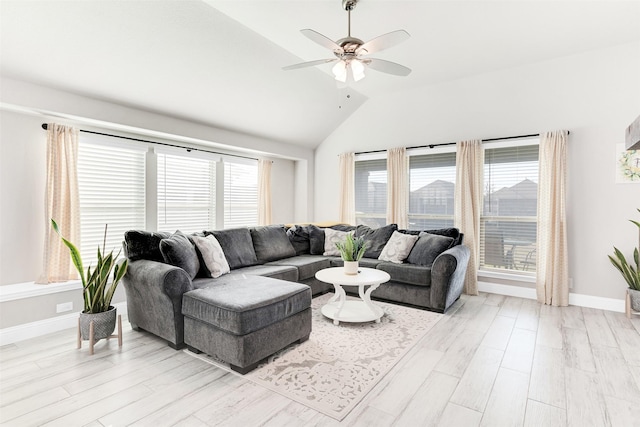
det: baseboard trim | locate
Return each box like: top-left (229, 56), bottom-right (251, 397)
top-left (0, 302), bottom-right (127, 346)
top-left (478, 281), bottom-right (625, 313)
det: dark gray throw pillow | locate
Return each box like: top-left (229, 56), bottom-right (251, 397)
top-left (159, 231), bottom-right (200, 279)
top-left (407, 232), bottom-right (455, 267)
top-left (308, 225), bottom-right (325, 255)
top-left (356, 223), bottom-right (398, 259)
top-left (286, 225), bottom-right (310, 255)
top-left (124, 230), bottom-right (171, 262)
top-left (209, 227), bottom-right (258, 270)
top-left (250, 225), bottom-right (297, 263)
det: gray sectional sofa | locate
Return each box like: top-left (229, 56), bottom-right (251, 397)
top-left (122, 223), bottom-right (470, 351)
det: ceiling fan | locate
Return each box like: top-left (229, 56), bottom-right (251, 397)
top-left (283, 0), bottom-right (411, 83)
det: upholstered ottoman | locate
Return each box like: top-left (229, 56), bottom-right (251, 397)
top-left (182, 276), bottom-right (312, 374)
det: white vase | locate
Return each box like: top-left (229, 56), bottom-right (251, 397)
top-left (344, 261), bottom-right (359, 275)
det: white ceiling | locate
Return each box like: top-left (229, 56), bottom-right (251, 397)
top-left (1, 1), bottom-right (639, 149)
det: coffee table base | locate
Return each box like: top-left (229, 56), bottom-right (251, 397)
top-left (321, 300), bottom-right (384, 325)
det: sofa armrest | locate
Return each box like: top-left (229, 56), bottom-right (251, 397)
top-left (430, 245), bottom-right (470, 312)
top-left (122, 259), bottom-right (193, 347)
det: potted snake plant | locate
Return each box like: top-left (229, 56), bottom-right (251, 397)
top-left (336, 232), bottom-right (367, 275)
top-left (51, 219), bottom-right (128, 341)
top-left (608, 208), bottom-right (640, 313)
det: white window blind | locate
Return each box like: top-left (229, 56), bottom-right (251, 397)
top-left (408, 152), bottom-right (456, 230)
top-left (157, 152), bottom-right (216, 234)
top-left (224, 160), bottom-right (258, 228)
top-left (77, 139), bottom-right (146, 267)
top-left (480, 143), bottom-right (539, 274)
top-left (354, 159), bottom-right (387, 228)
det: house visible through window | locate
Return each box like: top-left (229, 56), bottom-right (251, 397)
top-left (480, 141), bottom-right (539, 275)
top-left (354, 158), bottom-right (387, 228)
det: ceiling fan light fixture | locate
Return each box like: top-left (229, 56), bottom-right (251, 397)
top-left (332, 60), bottom-right (348, 82)
top-left (351, 59), bottom-right (365, 81)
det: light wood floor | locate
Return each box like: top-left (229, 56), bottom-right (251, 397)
top-left (2, 292), bottom-right (640, 426)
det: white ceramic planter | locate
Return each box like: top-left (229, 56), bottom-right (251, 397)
top-left (343, 261), bottom-right (359, 275)
top-left (629, 288), bottom-right (640, 312)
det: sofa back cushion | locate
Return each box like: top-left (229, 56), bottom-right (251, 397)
top-left (406, 232), bottom-right (455, 267)
top-left (124, 230), bottom-right (171, 261)
top-left (308, 224), bottom-right (356, 255)
top-left (159, 231), bottom-right (200, 279)
top-left (286, 225), bottom-right (310, 255)
top-left (250, 225), bottom-right (297, 263)
top-left (356, 224), bottom-right (398, 259)
top-left (208, 228), bottom-right (258, 270)
top-left (401, 227), bottom-right (463, 246)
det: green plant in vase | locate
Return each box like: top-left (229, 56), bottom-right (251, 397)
top-left (336, 232), bottom-right (367, 275)
top-left (608, 208), bottom-right (640, 313)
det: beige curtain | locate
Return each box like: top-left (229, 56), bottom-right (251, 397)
top-left (386, 147), bottom-right (409, 229)
top-left (37, 124), bottom-right (81, 283)
top-left (338, 152), bottom-right (356, 225)
top-left (454, 139), bottom-right (483, 295)
top-left (258, 159), bottom-right (272, 226)
top-left (536, 130), bottom-right (569, 306)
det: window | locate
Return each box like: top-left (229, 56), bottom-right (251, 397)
top-left (157, 152), bottom-right (216, 234)
top-left (223, 160), bottom-right (258, 228)
top-left (480, 142), bottom-right (539, 274)
top-left (354, 158), bottom-right (387, 228)
top-left (77, 137), bottom-right (145, 266)
top-left (408, 151), bottom-right (456, 230)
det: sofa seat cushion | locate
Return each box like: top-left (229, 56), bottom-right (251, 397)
top-left (227, 264), bottom-right (299, 282)
top-left (267, 255), bottom-right (332, 281)
top-left (329, 257), bottom-right (384, 269)
top-left (182, 276), bottom-right (311, 336)
top-left (376, 263), bottom-right (432, 287)
top-left (250, 225), bottom-right (296, 263)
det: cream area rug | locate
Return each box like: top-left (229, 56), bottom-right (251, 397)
top-left (184, 293), bottom-right (443, 421)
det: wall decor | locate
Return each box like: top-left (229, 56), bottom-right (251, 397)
top-left (616, 143), bottom-right (640, 183)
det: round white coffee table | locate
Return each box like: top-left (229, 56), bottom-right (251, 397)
top-left (315, 267), bottom-right (391, 325)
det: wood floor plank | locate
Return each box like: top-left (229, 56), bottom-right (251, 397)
top-left (560, 305), bottom-right (586, 330)
top-left (501, 328), bottom-right (536, 374)
top-left (583, 309), bottom-right (618, 347)
top-left (604, 395), bottom-right (640, 427)
top-left (604, 309), bottom-right (635, 330)
top-left (515, 299), bottom-right (540, 331)
top-left (565, 367), bottom-right (609, 427)
top-left (523, 399), bottom-right (567, 427)
top-left (484, 293), bottom-right (506, 307)
top-left (536, 312), bottom-right (564, 349)
top-left (0, 386), bottom-right (70, 423)
top-left (480, 368), bottom-right (529, 427)
top-left (562, 327), bottom-right (596, 372)
top-left (498, 296), bottom-right (523, 318)
top-left (480, 315), bottom-right (516, 351)
top-left (437, 402), bottom-right (482, 427)
top-left (434, 329), bottom-right (484, 377)
top-left (449, 346), bottom-right (504, 412)
top-left (466, 305), bottom-right (501, 334)
top-left (528, 346), bottom-right (566, 409)
top-left (391, 371), bottom-right (458, 426)
top-left (591, 345), bottom-right (640, 402)
top-left (172, 415), bottom-right (210, 427)
top-left (347, 406), bottom-right (395, 427)
top-left (610, 326), bottom-right (640, 366)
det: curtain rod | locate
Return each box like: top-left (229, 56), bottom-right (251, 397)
top-left (353, 132), bottom-right (569, 155)
top-left (41, 123), bottom-right (259, 161)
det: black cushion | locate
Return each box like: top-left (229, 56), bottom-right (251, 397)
top-left (407, 232), bottom-right (455, 267)
top-left (356, 224), bottom-right (398, 259)
top-left (400, 227), bottom-right (463, 246)
top-left (208, 228), bottom-right (258, 270)
top-left (124, 230), bottom-right (171, 262)
top-left (250, 225), bottom-right (296, 263)
top-left (286, 225), bottom-right (310, 255)
top-left (159, 231), bottom-right (200, 279)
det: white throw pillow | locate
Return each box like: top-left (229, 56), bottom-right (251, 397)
top-left (378, 231), bottom-right (419, 264)
top-left (192, 234), bottom-right (230, 278)
top-left (323, 228), bottom-right (350, 256)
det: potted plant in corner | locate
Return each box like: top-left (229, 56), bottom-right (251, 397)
top-left (608, 208), bottom-right (640, 316)
top-left (336, 232), bottom-right (367, 275)
top-left (51, 218), bottom-right (128, 343)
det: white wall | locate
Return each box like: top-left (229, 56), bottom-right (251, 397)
top-left (314, 42), bottom-right (640, 301)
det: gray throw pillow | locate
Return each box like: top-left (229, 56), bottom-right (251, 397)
top-left (406, 232), bottom-right (455, 267)
top-left (124, 230), bottom-right (171, 262)
top-left (250, 225), bottom-right (297, 263)
top-left (286, 225), bottom-right (310, 255)
top-left (191, 234), bottom-right (230, 278)
top-left (308, 224), bottom-right (356, 255)
top-left (159, 231), bottom-right (200, 279)
top-left (323, 228), bottom-right (350, 256)
top-left (378, 231), bottom-right (419, 264)
top-left (356, 223), bottom-right (398, 259)
top-left (209, 228), bottom-right (258, 270)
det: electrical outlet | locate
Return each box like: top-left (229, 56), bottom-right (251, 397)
top-left (56, 302), bottom-right (73, 313)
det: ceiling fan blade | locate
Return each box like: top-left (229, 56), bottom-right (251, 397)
top-left (300, 29), bottom-right (342, 52)
top-left (358, 30), bottom-right (410, 55)
top-left (282, 58), bottom-right (337, 71)
top-left (363, 58), bottom-right (412, 76)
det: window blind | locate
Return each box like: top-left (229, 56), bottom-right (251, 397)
top-left (408, 152), bottom-right (456, 230)
top-left (480, 143), bottom-right (539, 274)
top-left (157, 153), bottom-right (216, 234)
top-left (77, 139), bottom-right (146, 266)
top-left (354, 159), bottom-right (387, 228)
top-left (224, 161), bottom-right (258, 228)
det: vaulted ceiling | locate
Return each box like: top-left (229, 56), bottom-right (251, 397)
top-left (1, 1), bottom-right (639, 148)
